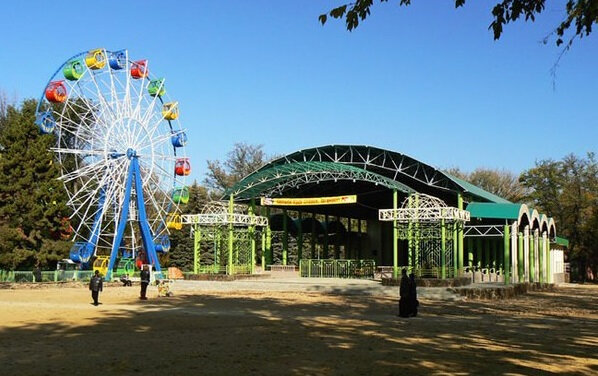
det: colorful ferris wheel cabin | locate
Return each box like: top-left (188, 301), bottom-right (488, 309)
top-left (175, 158), bottom-right (191, 176)
top-left (166, 214), bottom-right (183, 230)
top-left (63, 60), bottom-right (84, 81)
top-left (109, 50), bottom-right (127, 70)
top-left (172, 187), bottom-right (189, 204)
top-left (85, 49), bottom-right (106, 70)
top-left (162, 102), bottom-right (179, 120)
top-left (154, 235), bottom-right (171, 253)
top-left (131, 60), bottom-right (148, 79)
top-left (171, 132), bottom-right (187, 147)
top-left (35, 111), bottom-right (56, 134)
top-left (148, 79), bottom-right (166, 97)
top-left (45, 81), bottom-right (67, 103)
top-left (92, 256), bottom-right (110, 276)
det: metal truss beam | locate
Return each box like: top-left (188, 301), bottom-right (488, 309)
top-left (181, 213), bottom-right (268, 227)
top-left (464, 225), bottom-right (505, 237)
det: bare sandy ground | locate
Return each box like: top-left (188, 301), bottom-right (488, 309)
top-left (0, 281), bottom-right (596, 375)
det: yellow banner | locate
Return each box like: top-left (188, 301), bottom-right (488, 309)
top-left (260, 195), bottom-right (357, 206)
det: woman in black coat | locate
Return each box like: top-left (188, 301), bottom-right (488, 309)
top-left (398, 269), bottom-right (411, 317)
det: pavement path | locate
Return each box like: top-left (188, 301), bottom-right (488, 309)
top-left (172, 277), bottom-right (465, 300)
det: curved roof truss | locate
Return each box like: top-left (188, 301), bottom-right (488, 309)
top-left (260, 145), bottom-right (462, 192)
top-left (226, 161), bottom-right (415, 200)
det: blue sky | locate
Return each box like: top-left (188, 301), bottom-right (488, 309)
top-left (1, 1), bottom-right (596, 183)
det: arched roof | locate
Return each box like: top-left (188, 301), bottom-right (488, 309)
top-left (539, 214), bottom-right (549, 234)
top-left (226, 145), bottom-right (512, 209)
top-left (227, 160), bottom-right (414, 200)
top-left (529, 209), bottom-right (540, 230)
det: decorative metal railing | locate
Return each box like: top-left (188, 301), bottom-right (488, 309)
top-left (299, 259), bottom-right (375, 279)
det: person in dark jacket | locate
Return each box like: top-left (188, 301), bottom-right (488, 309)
top-left (398, 269), bottom-right (411, 317)
top-left (140, 265), bottom-right (150, 300)
top-left (409, 273), bottom-right (419, 317)
top-left (89, 270), bottom-right (103, 306)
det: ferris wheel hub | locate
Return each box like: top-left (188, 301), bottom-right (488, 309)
top-left (126, 148), bottom-right (137, 159)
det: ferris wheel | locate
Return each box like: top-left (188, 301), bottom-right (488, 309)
top-left (35, 48), bottom-right (191, 279)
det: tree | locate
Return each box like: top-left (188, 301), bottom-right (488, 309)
top-left (319, 1), bottom-right (598, 49)
top-left (445, 167), bottom-right (527, 202)
top-left (0, 99), bottom-right (71, 270)
top-left (204, 142), bottom-right (269, 194)
top-left (520, 153), bottom-right (598, 281)
top-left (167, 182), bottom-right (210, 270)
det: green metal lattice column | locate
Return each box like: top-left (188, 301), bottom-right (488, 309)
top-left (357, 219), bottom-right (362, 260)
top-left (457, 194), bottom-right (464, 274)
top-left (476, 238), bottom-right (482, 269)
top-left (250, 199), bottom-right (256, 274)
top-left (347, 218), bottom-right (352, 259)
top-left (441, 218), bottom-right (446, 279)
top-left (391, 190), bottom-right (398, 278)
top-left (453, 223), bottom-right (458, 277)
top-left (297, 211), bottom-right (303, 263)
top-left (266, 207), bottom-right (272, 266)
top-left (334, 216), bottom-right (340, 259)
top-left (518, 232), bottom-right (524, 282)
top-left (504, 224), bottom-right (510, 285)
top-left (193, 225), bottom-right (201, 274)
top-left (539, 231), bottom-right (544, 283)
top-left (528, 231), bottom-right (536, 282)
top-left (407, 195), bottom-right (414, 269)
top-left (546, 236), bottom-right (552, 283)
top-left (467, 237), bottom-right (474, 268)
top-left (484, 239), bottom-right (490, 269)
top-left (323, 214), bottom-right (329, 259)
top-left (261, 206), bottom-right (266, 269)
top-left (311, 213), bottom-right (316, 259)
top-left (228, 195), bottom-right (234, 275)
top-left (282, 209), bottom-right (288, 266)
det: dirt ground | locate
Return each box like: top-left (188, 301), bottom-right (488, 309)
top-left (0, 281), bottom-right (596, 376)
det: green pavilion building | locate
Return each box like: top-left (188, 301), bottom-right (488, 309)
top-left (185, 145), bottom-right (566, 285)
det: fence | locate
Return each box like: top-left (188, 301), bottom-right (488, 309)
top-left (0, 270), bottom-right (165, 283)
top-left (299, 259), bottom-right (375, 279)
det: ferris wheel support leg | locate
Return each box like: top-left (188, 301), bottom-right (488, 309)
top-left (106, 161), bottom-right (135, 281)
top-left (132, 158), bottom-right (161, 276)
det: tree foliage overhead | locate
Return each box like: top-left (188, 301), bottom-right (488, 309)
top-left (204, 142), bottom-right (270, 194)
top-left (0, 99), bottom-right (71, 269)
top-left (319, 0), bottom-right (598, 48)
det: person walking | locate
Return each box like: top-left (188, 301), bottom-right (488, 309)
top-left (409, 273), bottom-right (419, 317)
top-left (89, 270), bottom-right (103, 306)
top-left (140, 265), bottom-right (150, 300)
top-left (398, 269), bottom-right (411, 317)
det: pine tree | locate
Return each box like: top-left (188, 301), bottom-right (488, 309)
top-left (0, 99), bottom-right (71, 269)
top-left (167, 182), bottom-right (209, 270)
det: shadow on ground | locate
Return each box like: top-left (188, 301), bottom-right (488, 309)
top-left (0, 286), bottom-right (596, 375)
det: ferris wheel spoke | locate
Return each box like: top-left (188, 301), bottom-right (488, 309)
top-left (57, 100), bottom-right (106, 143)
top-left (58, 157), bottom-right (109, 183)
top-left (143, 173), bottom-right (172, 226)
top-left (87, 68), bottom-right (118, 123)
